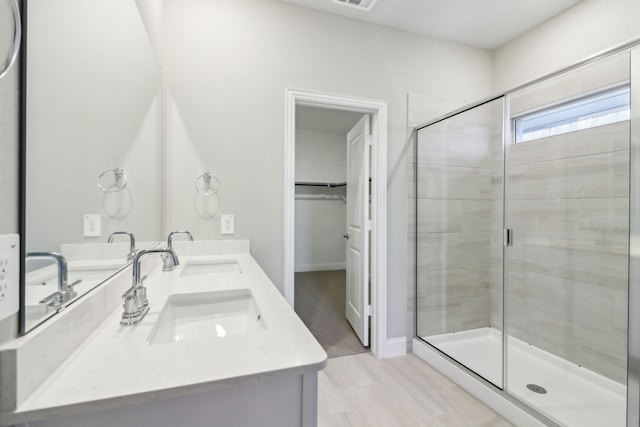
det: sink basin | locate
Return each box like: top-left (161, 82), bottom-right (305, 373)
top-left (147, 290), bottom-right (265, 345)
top-left (180, 259), bottom-right (242, 277)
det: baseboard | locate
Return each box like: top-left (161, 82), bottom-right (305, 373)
top-left (376, 337), bottom-right (407, 358)
top-left (294, 263), bottom-right (346, 273)
top-left (412, 338), bottom-right (550, 427)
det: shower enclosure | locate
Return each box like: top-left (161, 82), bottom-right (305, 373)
top-left (414, 46), bottom-right (639, 426)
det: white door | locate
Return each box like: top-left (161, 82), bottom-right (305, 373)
top-left (346, 115), bottom-right (370, 347)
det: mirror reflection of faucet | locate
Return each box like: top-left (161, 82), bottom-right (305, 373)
top-left (25, 252), bottom-right (78, 309)
top-left (107, 232), bottom-right (136, 262)
top-left (163, 231), bottom-right (193, 271)
top-left (121, 249), bottom-right (180, 326)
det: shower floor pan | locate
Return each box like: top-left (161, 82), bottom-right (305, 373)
top-left (424, 327), bottom-right (625, 427)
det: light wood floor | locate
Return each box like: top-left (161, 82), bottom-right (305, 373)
top-left (318, 352), bottom-right (514, 427)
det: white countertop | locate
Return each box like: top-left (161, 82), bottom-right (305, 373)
top-left (3, 253), bottom-right (327, 424)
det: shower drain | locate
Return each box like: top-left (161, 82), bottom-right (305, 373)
top-left (526, 384), bottom-right (547, 394)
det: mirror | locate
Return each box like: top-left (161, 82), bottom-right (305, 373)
top-left (22, 0), bottom-right (163, 332)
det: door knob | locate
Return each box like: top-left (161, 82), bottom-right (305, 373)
top-left (343, 234), bottom-right (350, 239)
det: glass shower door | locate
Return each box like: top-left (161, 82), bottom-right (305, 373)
top-left (415, 97), bottom-right (505, 388)
top-left (504, 52), bottom-right (630, 427)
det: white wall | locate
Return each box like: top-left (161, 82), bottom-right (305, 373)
top-left (0, 0), bottom-right (21, 345)
top-left (493, 0), bottom-right (640, 93)
top-left (134, 0), bottom-right (163, 64)
top-left (295, 129), bottom-right (346, 183)
top-left (163, 0), bottom-right (493, 339)
top-left (25, 0), bottom-right (163, 253)
top-left (295, 128), bottom-right (347, 272)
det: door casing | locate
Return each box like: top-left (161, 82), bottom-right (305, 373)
top-left (284, 88), bottom-right (397, 357)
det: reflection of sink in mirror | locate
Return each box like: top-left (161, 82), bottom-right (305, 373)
top-left (147, 290), bottom-right (265, 345)
top-left (60, 242), bottom-right (160, 261)
top-left (24, 304), bottom-right (55, 325)
top-left (69, 264), bottom-right (125, 283)
top-left (25, 262), bottom-right (126, 306)
top-left (179, 259), bottom-right (242, 277)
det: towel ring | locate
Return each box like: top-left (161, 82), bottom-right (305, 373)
top-left (98, 168), bottom-right (128, 193)
top-left (195, 172), bottom-right (219, 196)
top-left (0, 0), bottom-right (21, 80)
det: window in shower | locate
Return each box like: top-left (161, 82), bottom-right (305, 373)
top-left (513, 83), bottom-right (630, 143)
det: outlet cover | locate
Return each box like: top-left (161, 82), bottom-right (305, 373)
top-left (84, 214), bottom-right (101, 237)
top-left (0, 234), bottom-right (19, 321)
top-left (221, 214), bottom-right (234, 235)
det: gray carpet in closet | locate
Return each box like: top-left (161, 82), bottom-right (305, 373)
top-left (294, 270), bottom-right (369, 358)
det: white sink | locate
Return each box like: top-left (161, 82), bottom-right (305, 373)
top-left (147, 290), bottom-right (265, 345)
top-left (179, 259), bottom-right (242, 277)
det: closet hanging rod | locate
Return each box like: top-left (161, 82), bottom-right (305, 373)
top-left (295, 181), bottom-right (347, 188)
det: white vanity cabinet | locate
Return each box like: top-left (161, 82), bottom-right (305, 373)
top-left (1, 242), bottom-right (326, 427)
top-left (23, 371), bottom-right (319, 427)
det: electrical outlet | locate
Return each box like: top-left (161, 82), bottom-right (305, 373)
top-left (0, 234), bottom-right (19, 320)
top-left (84, 214), bottom-right (101, 237)
top-left (221, 214), bottom-right (234, 235)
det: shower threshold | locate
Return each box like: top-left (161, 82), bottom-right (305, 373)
top-left (423, 327), bottom-right (625, 427)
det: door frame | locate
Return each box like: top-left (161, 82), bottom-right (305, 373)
top-left (284, 88), bottom-right (390, 357)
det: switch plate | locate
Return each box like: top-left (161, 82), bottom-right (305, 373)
top-left (84, 214), bottom-right (101, 237)
top-left (221, 214), bottom-right (235, 235)
top-left (0, 234), bottom-right (19, 321)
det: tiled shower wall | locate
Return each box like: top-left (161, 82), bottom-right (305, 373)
top-left (414, 103), bottom-right (503, 337)
top-left (411, 52), bottom-right (630, 384)
top-left (503, 53), bottom-right (630, 383)
top-left (412, 115), bottom-right (629, 383)
top-left (505, 121), bottom-right (629, 383)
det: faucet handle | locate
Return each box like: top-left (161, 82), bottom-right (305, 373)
top-left (126, 251), bottom-right (137, 263)
top-left (61, 279), bottom-right (80, 302)
top-left (162, 253), bottom-right (178, 272)
top-left (135, 286), bottom-right (148, 309)
top-left (122, 286), bottom-right (137, 299)
top-left (39, 291), bottom-right (63, 308)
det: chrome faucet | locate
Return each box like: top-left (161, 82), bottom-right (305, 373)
top-left (163, 230), bottom-right (193, 271)
top-left (108, 231), bottom-right (136, 262)
top-left (26, 252), bottom-right (78, 308)
top-left (121, 248), bottom-right (179, 325)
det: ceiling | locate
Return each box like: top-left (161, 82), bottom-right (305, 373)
top-left (277, 0), bottom-right (583, 50)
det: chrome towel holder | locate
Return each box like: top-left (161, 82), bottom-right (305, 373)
top-left (195, 172), bottom-right (220, 195)
top-left (0, 0), bottom-right (21, 80)
top-left (97, 168), bottom-right (128, 193)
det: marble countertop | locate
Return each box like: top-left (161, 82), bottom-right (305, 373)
top-left (2, 251), bottom-right (327, 425)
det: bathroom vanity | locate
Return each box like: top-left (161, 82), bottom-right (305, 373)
top-left (0, 241), bottom-right (327, 427)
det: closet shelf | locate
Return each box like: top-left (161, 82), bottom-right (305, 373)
top-left (295, 181), bottom-right (347, 188)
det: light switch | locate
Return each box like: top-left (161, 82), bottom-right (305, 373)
top-left (221, 214), bottom-right (234, 235)
top-left (84, 214), bottom-right (101, 237)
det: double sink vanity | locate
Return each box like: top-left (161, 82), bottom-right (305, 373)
top-left (0, 240), bottom-right (327, 427)
top-left (7, 2), bottom-right (327, 425)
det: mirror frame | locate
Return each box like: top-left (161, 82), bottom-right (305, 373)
top-left (18, 0), bottom-right (27, 335)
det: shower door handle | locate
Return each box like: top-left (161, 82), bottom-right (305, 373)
top-left (504, 228), bottom-right (514, 247)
